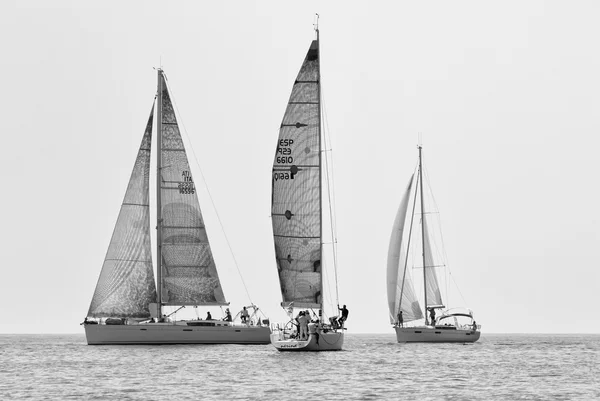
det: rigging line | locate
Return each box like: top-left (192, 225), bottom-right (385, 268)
top-left (319, 100), bottom-right (335, 311)
top-left (425, 172), bottom-right (452, 307)
top-left (321, 258), bottom-right (334, 315)
top-left (422, 163), bottom-right (468, 306)
top-left (420, 166), bottom-right (444, 280)
top-left (162, 73), bottom-right (254, 306)
top-left (320, 75), bottom-right (340, 307)
top-left (321, 88), bottom-right (339, 241)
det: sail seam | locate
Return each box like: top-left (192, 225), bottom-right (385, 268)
top-left (160, 187), bottom-right (192, 191)
top-left (273, 234), bottom-right (319, 239)
top-left (163, 265), bottom-right (211, 268)
top-left (273, 164), bottom-right (318, 169)
top-left (161, 225), bottom-right (205, 229)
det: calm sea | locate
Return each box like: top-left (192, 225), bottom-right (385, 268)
top-left (0, 333), bottom-right (598, 400)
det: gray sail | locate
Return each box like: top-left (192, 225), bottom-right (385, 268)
top-left (158, 76), bottom-right (227, 306)
top-left (87, 107), bottom-right (157, 318)
top-left (422, 216), bottom-right (444, 308)
top-left (271, 39), bottom-right (321, 309)
top-left (387, 175), bottom-right (424, 323)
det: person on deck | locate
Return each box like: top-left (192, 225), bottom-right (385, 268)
top-left (223, 308), bottom-right (232, 322)
top-left (472, 320), bottom-right (477, 332)
top-left (294, 311), bottom-right (302, 337)
top-left (397, 311), bottom-right (404, 328)
top-left (206, 311), bottom-right (212, 320)
top-left (297, 311), bottom-right (309, 340)
top-left (240, 306), bottom-right (250, 323)
top-left (338, 304), bottom-right (349, 327)
top-left (429, 308), bottom-right (436, 326)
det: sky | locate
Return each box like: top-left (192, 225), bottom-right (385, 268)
top-left (1, 0), bottom-right (599, 334)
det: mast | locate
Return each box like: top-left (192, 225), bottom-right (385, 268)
top-left (156, 69), bottom-right (163, 319)
top-left (316, 25), bottom-right (324, 324)
top-left (418, 145), bottom-right (428, 325)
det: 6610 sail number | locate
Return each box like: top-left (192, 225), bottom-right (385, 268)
top-left (276, 156), bottom-right (293, 164)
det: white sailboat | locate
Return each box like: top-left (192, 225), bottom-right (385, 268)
top-left (387, 145), bottom-right (480, 343)
top-left (83, 69), bottom-right (270, 345)
top-left (269, 24), bottom-right (345, 352)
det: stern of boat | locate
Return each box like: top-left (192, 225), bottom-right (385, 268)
top-left (270, 329), bottom-right (344, 351)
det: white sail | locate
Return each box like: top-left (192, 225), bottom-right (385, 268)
top-left (389, 145), bottom-right (481, 343)
top-left (387, 175), bottom-right (424, 323)
top-left (87, 107), bottom-right (157, 318)
top-left (422, 216), bottom-right (444, 308)
top-left (158, 75), bottom-right (227, 306)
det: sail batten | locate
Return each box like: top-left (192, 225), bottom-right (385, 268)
top-left (271, 40), bottom-right (323, 307)
top-left (158, 75), bottom-right (227, 306)
top-left (87, 107), bottom-right (157, 318)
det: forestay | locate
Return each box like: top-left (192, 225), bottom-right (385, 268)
top-left (88, 108), bottom-right (157, 318)
top-left (158, 77), bottom-right (227, 306)
top-left (271, 40), bottom-right (322, 309)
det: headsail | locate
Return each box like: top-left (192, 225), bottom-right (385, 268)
top-left (387, 175), bottom-right (424, 323)
top-left (87, 107), bottom-right (157, 318)
top-left (271, 39), bottom-right (322, 309)
top-left (158, 75), bottom-right (227, 306)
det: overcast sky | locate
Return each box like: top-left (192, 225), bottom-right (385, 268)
top-left (1, 1), bottom-right (599, 334)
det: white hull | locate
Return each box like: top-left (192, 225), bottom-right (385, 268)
top-left (84, 322), bottom-right (271, 345)
top-left (395, 326), bottom-right (480, 343)
top-left (270, 331), bottom-right (344, 352)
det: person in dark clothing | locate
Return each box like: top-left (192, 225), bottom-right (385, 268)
top-left (429, 308), bottom-right (436, 326)
top-left (338, 304), bottom-right (349, 326)
top-left (397, 311), bottom-right (404, 327)
top-left (223, 308), bottom-right (232, 322)
top-left (206, 311), bottom-right (212, 320)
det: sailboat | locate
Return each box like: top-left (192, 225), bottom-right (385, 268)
top-left (82, 69), bottom-right (270, 345)
top-left (269, 25), bottom-right (344, 352)
top-left (387, 145), bottom-right (480, 343)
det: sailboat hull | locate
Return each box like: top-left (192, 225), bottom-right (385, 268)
top-left (395, 326), bottom-right (480, 343)
top-left (270, 331), bottom-right (344, 352)
top-left (84, 322), bottom-right (271, 345)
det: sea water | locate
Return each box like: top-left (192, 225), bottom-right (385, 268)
top-left (0, 333), bottom-right (598, 400)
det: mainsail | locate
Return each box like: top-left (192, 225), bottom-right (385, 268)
top-left (158, 75), bottom-right (227, 306)
top-left (422, 216), bottom-right (444, 308)
top-left (271, 39), bottom-right (322, 309)
top-left (87, 107), bottom-right (157, 318)
top-left (387, 175), bottom-right (424, 323)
